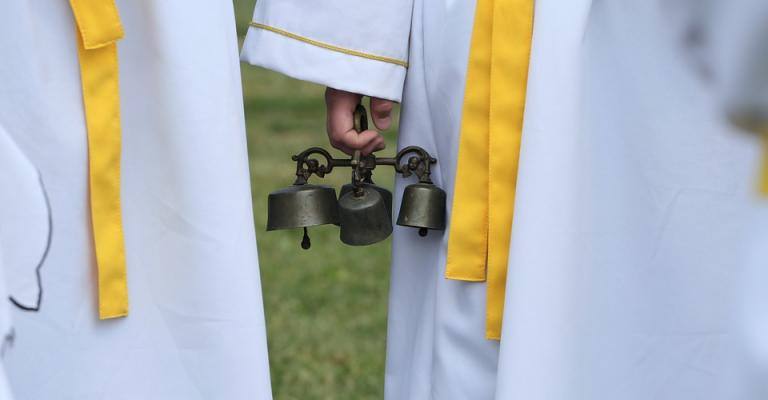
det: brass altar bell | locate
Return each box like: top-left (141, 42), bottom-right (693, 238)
top-left (339, 182), bottom-right (393, 219)
top-left (336, 108), bottom-right (393, 245)
top-left (338, 184), bottom-right (392, 245)
top-left (266, 104), bottom-right (446, 248)
top-left (397, 182), bottom-right (447, 237)
top-left (266, 184), bottom-right (338, 249)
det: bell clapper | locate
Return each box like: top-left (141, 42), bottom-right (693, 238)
top-left (301, 227), bottom-right (311, 250)
top-left (418, 228), bottom-right (428, 237)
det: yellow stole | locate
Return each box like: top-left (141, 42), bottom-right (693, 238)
top-left (69, 0), bottom-right (129, 319)
top-left (446, 0), bottom-right (534, 340)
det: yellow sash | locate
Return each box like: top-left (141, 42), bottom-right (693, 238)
top-left (446, 0), bottom-right (534, 340)
top-left (70, 0), bottom-right (129, 319)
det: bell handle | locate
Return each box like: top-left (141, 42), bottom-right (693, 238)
top-left (393, 146), bottom-right (437, 184)
top-left (350, 103), bottom-right (370, 193)
top-left (353, 103), bottom-right (368, 132)
top-left (291, 147), bottom-right (352, 184)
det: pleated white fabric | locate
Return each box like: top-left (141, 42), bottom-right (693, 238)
top-left (243, 1), bottom-right (764, 399)
top-left (0, 2), bottom-right (271, 399)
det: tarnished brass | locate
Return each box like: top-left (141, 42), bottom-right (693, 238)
top-left (338, 186), bottom-right (393, 246)
top-left (267, 103), bottom-right (446, 249)
top-left (339, 183), bottom-right (393, 218)
top-left (266, 184), bottom-right (339, 231)
top-left (396, 183), bottom-right (446, 236)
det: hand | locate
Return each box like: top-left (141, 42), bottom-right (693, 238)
top-left (325, 87), bottom-right (395, 155)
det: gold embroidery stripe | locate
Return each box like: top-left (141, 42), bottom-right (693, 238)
top-left (249, 22), bottom-right (408, 68)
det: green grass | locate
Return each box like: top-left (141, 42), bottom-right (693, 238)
top-left (236, 2), bottom-right (397, 398)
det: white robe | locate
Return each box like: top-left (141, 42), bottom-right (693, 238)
top-left (0, 123), bottom-right (53, 400)
top-left (497, 2), bottom-right (760, 399)
top-left (698, 1), bottom-right (768, 397)
top-left (0, 2), bottom-right (271, 399)
top-left (243, 1), bottom-right (762, 399)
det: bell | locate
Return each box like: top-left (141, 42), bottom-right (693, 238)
top-left (339, 183), bottom-right (393, 218)
top-left (267, 184), bottom-right (339, 248)
top-left (338, 186), bottom-right (393, 246)
top-left (396, 183), bottom-right (447, 236)
top-left (267, 184), bottom-right (339, 230)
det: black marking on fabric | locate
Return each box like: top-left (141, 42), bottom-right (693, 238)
top-left (9, 175), bottom-right (52, 313)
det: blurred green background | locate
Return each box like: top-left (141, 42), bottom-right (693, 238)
top-left (234, 2), bottom-right (397, 399)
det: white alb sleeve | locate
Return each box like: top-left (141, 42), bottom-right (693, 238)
top-left (241, 1), bottom-right (413, 102)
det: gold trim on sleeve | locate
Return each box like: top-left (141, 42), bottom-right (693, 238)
top-left (249, 22), bottom-right (408, 68)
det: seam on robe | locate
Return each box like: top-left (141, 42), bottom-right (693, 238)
top-left (249, 22), bottom-right (409, 68)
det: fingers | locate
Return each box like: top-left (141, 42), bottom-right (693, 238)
top-left (370, 97), bottom-right (394, 130)
top-left (325, 87), bottom-right (386, 155)
top-left (361, 134), bottom-right (386, 155)
top-left (333, 129), bottom-right (384, 155)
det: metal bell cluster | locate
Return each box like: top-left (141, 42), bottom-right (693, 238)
top-left (266, 105), bottom-right (446, 249)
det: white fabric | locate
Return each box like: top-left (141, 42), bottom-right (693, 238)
top-left (243, 1), bottom-right (763, 399)
top-left (0, 123), bottom-right (52, 400)
top-left (0, 124), bottom-right (48, 310)
top-left (241, 26), bottom-right (407, 102)
top-left (498, 2), bottom-right (759, 399)
top-left (709, 0), bottom-right (768, 130)
top-left (0, 1), bottom-right (271, 399)
top-left (0, 247), bottom-right (14, 400)
top-left (724, 204), bottom-right (768, 399)
top-left (694, 1), bottom-right (768, 397)
top-left (241, 0), bottom-right (412, 102)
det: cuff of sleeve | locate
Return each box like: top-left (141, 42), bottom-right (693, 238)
top-left (240, 24), bottom-right (406, 102)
